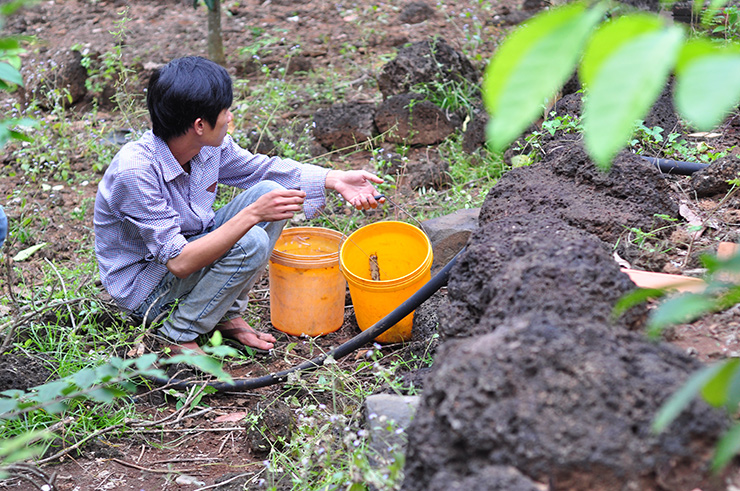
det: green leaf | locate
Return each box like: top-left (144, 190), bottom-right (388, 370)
top-left (581, 18), bottom-right (684, 168)
top-left (0, 398), bottom-right (19, 419)
top-left (0, 38), bottom-right (19, 51)
top-left (87, 387), bottom-right (125, 403)
top-left (713, 421), bottom-right (740, 470)
top-left (580, 14), bottom-right (665, 87)
top-left (612, 287), bottom-right (666, 320)
top-left (0, 0), bottom-right (31, 17)
top-left (0, 61), bottom-right (22, 86)
top-left (204, 344), bottom-right (239, 358)
top-left (72, 368), bottom-right (99, 390)
top-left (700, 358), bottom-right (740, 407)
top-left (166, 354), bottom-right (234, 383)
top-left (0, 430), bottom-right (48, 465)
top-left (210, 330), bottom-right (223, 347)
top-left (483, 2), bottom-right (606, 152)
top-left (12, 242), bottom-right (47, 262)
top-left (134, 353), bottom-right (158, 371)
top-left (653, 361), bottom-right (731, 432)
top-left (675, 42), bottom-right (740, 130)
top-left (647, 293), bottom-right (714, 337)
top-left (33, 380), bottom-right (70, 404)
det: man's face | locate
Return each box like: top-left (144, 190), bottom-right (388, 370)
top-left (202, 108), bottom-right (233, 147)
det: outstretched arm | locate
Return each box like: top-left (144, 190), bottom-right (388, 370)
top-left (325, 170), bottom-right (385, 210)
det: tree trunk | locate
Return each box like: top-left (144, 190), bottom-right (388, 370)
top-left (207, 0), bottom-right (225, 65)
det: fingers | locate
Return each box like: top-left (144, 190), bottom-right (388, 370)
top-left (254, 189), bottom-right (306, 221)
top-left (360, 170), bottom-right (384, 184)
top-left (351, 193), bottom-right (383, 210)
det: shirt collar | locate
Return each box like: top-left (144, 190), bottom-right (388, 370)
top-left (151, 132), bottom-right (188, 183)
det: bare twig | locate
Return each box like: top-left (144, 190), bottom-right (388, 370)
top-left (0, 463), bottom-right (57, 490)
top-left (36, 423), bottom-right (125, 465)
top-left (193, 471), bottom-right (257, 491)
top-left (109, 457), bottom-right (201, 475)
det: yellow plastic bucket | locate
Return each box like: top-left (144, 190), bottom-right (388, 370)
top-left (269, 227), bottom-right (346, 337)
top-left (339, 221), bottom-right (433, 344)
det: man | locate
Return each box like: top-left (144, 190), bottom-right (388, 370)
top-left (94, 56), bottom-right (383, 354)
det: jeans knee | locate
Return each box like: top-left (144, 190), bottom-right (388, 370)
top-left (234, 226), bottom-right (271, 265)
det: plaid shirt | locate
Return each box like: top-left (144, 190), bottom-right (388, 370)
top-left (93, 130), bottom-right (329, 311)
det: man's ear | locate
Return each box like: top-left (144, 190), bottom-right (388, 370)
top-left (193, 117), bottom-right (205, 136)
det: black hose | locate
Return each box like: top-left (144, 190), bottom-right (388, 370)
top-left (148, 247), bottom-right (465, 392)
top-left (640, 156), bottom-right (709, 175)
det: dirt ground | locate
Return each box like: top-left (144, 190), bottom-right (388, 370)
top-left (3, 0), bottom-right (740, 489)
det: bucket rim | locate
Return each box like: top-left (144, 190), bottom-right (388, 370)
top-left (271, 226), bottom-right (344, 262)
top-left (339, 220), bottom-right (433, 287)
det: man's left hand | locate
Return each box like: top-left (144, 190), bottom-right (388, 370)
top-left (326, 170), bottom-right (385, 210)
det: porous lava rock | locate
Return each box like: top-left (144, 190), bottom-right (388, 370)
top-left (245, 399), bottom-right (294, 456)
top-left (425, 465), bottom-right (543, 491)
top-left (399, 2), bottom-right (435, 24)
top-left (377, 38), bottom-right (478, 100)
top-left (644, 83), bottom-right (682, 135)
top-left (440, 214), bottom-right (646, 341)
top-left (384, 146), bottom-right (451, 190)
top-left (479, 142), bottom-right (679, 244)
top-left (462, 105), bottom-right (488, 154)
top-left (312, 102), bottom-right (377, 151)
top-left (22, 48), bottom-right (88, 108)
top-left (690, 155), bottom-right (740, 198)
top-left (403, 319), bottom-right (732, 491)
top-left (375, 93), bottom-right (458, 145)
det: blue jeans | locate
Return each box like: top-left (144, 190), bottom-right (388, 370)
top-left (132, 181), bottom-right (287, 343)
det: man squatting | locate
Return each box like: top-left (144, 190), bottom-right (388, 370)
top-left (94, 56), bottom-right (384, 354)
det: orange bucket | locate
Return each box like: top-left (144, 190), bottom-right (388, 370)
top-left (339, 221), bottom-right (433, 344)
top-left (269, 227), bottom-right (346, 337)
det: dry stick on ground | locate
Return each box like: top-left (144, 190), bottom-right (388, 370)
top-left (0, 463), bottom-right (57, 490)
top-left (193, 471), bottom-right (258, 491)
top-left (36, 423), bottom-right (126, 466)
top-left (109, 457), bottom-right (202, 475)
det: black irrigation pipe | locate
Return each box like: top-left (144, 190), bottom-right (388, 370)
top-left (147, 247), bottom-right (466, 393)
top-left (640, 156), bottom-right (709, 175)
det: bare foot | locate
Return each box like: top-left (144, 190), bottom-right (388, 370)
top-left (216, 317), bottom-right (276, 351)
top-left (165, 340), bottom-right (206, 356)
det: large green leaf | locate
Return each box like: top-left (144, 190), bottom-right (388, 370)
top-left (581, 18), bottom-right (684, 168)
top-left (580, 14), bottom-right (665, 87)
top-left (166, 353), bottom-right (234, 383)
top-left (675, 40), bottom-right (740, 131)
top-left (714, 422), bottom-right (740, 470)
top-left (700, 357), bottom-right (740, 407)
top-left (483, 2), bottom-right (606, 152)
top-left (646, 293), bottom-right (714, 337)
top-left (653, 360), bottom-right (732, 432)
top-left (0, 61), bottom-right (22, 86)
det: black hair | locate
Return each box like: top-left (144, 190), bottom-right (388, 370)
top-left (146, 56), bottom-right (233, 142)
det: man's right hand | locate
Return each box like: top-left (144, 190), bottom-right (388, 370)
top-left (248, 189), bottom-right (306, 222)
top-left (167, 188), bottom-right (306, 279)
